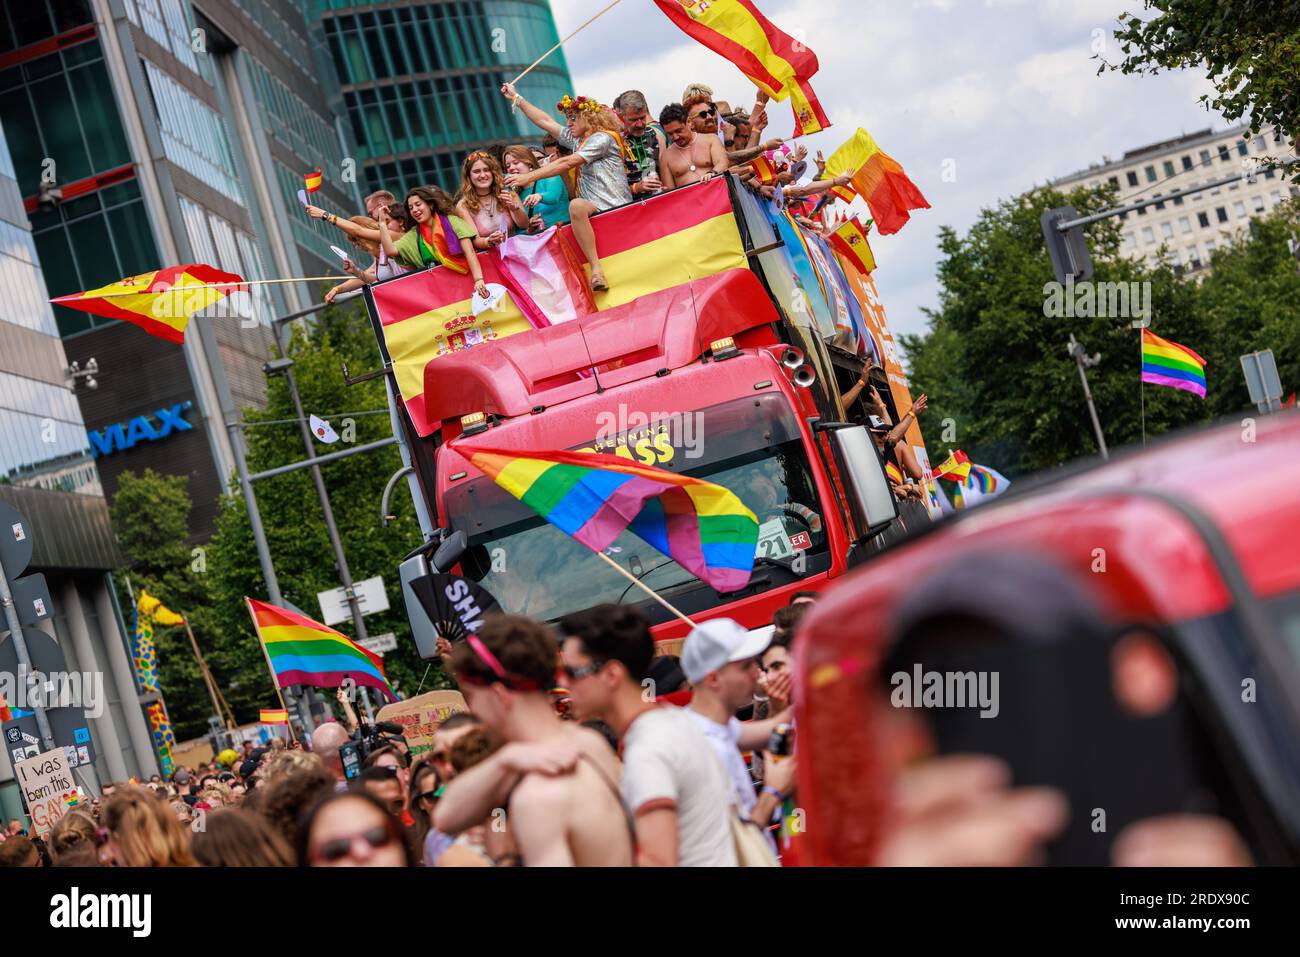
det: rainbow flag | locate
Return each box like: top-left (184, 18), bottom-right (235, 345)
top-left (654, 1), bottom-right (829, 135)
top-left (966, 464), bottom-right (1009, 496)
top-left (259, 708), bottom-right (289, 725)
top-left (933, 449), bottom-right (972, 482)
top-left (1141, 329), bottom-right (1207, 398)
top-left (824, 128), bottom-right (930, 236)
top-left (246, 599), bottom-right (395, 701)
top-left (304, 169), bottom-right (322, 193)
top-left (464, 445), bottom-right (760, 593)
top-left (49, 265), bottom-right (245, 344)
top-left (829, 218), bottom-right (876, 275)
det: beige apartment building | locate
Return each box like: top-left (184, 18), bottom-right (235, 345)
top-left (1053, 123), bottom-right (1298, 273)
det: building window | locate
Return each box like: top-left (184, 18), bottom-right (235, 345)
top-left (1179, 217), bottom-right (1191, 234)
top-left (1197, 211), bottom-right (1210, 228)
top-left (1161, 222), bottom-right (1174, 239)
top-left (1136, 202), bottom-right (1147, 216)
top-left (1173, 194), bottom-right (1184, 206)
top-left (1142, 226), bottom-right (1155, 244)
top-left (1255, 135), bottom-right (1267, 151)
top-left (1108, 175), bottom-right (1119, 188)
top-left (1236, 141), bottom-right (1248, 157)
top-left (140, 60), bottom-right (244, 203)
top-left (1145, 165), bottom-right (1157, 183)
top-left (1216, 207), bottom-right (1228, 223)
top-left (1234, 201), bottom-right (1246, 218)
top-left (1253, 195), bottom-right (1266, 213)
top-left (1154, 194), bottom-right (1165, 211)
top-left (1218, 144), bottom-right (1231, 162)
top-left (1199, 150), bottom-right (1212, 166)
top-left (1181, 155), bottom-right (1193, 171)
top-left (1163, 160), bottom-right (1176, 178)
top-left (1125, 232), bottom-right (1136, 249)
top-left (1205, 239), bottom-right (1216, 253)
top-left (0, 380), bottom-right (101, 496)
top-left (1186, 248), bottom-right (1200, 270)
top-left (1126, 170), bottom-right (1139, 187)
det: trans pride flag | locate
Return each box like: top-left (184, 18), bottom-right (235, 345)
top-left (464, 446), bottom-right (760, 593)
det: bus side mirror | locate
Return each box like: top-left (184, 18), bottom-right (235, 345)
top-left (826, 424), bottom-right (898, 537)
top-left (432, 530), bottom-right (468, 573)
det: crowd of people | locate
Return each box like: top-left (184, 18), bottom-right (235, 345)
top-left (316, 81), bottom-right (851, 303)
top-left (0, 597), bottom-right (819, 868)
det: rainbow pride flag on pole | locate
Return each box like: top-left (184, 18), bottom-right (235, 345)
top-left (246, 599), bottom-right (395, 701)
top-left (464, 446), bottom-right (760, 593)
top-left (1141, 329), bottom-right (1207, 398)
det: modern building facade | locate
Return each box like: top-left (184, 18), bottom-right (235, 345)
top-left (0, 118), bottom-right (160, 819)
top-left (1053, 122), bottom-right (1299, 274)
top-left (311, 0), bottom-right (574, 197)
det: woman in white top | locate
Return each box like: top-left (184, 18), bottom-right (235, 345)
top-left (454, 150), bottom-right (529, 252)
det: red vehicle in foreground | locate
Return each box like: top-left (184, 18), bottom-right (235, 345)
top-left (795, 411), bottom-right (1300, 865)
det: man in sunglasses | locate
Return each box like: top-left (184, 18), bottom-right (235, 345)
top-left (433, 616), bottom-right (633, 866)
top-left (658, 102), bottom-right (730, 190)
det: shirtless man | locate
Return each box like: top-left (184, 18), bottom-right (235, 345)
top-left (432, 615), bottom-right (633, 867)
top-left (658, 103), bottom-right (730, 190)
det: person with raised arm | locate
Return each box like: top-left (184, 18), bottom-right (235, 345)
top-left (499, 83), bottom-right (633, 292)
top-left (392, 186), bottom-right (489, 300)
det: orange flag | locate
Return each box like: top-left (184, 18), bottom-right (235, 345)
top-left (824, 128), bottom-right (930, 235)
top-left (49, 265), bottom-right (246, 344)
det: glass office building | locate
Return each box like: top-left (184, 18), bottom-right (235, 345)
top-left (313, 0), bottom-right (573, 196)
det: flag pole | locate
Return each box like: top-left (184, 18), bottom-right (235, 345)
top-left (510, 0), bottom-right (624, 86)
top-left (245, 599), bottom-right (298, 744)
top-left (53, 276), bottom-right (349, 302)
top-left (1139, 326), bottom-right (1147, 446)
top-left (593, 550), bottom-right (697, 628)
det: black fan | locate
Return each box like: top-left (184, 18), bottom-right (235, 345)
top-left (409, 573), bottom-right (501, 642)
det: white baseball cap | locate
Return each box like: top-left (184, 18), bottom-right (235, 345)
top-left (681, 618), bottom-right (772, 684)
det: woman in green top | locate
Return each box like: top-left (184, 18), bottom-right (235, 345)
top-left (502, 145), bottom-right (571, 230)
top-left (393, 186), bottom-right (489, 299)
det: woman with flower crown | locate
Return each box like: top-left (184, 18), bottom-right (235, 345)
top-left (498, 83), bottom-right (634, 292)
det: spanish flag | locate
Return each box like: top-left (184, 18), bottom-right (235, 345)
top-left (825, 128), bottom-right (930, 236)
top-left (933, 449), bottom-right (972, 482)
top-left (748, 152), bottom-right (778, 186)
top-left (49, 265), bottom-right (246, 344)
top-left (829, 218), bottom-right (876, 275)
top-left (304, 168), bottom-right (322, 193)
top-left (259, 708), bottom-right (289, 725)
top-left (885, 462), bottom-right (904, 485)
top-left (655, 1), bottom-right (830, 132)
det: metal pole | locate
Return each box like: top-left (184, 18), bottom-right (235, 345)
top-left (0, 564), bottom-right (55, 751)
top-left (1068, 334), bottom-right (1109, 460)
top-left (273, 321), bottom-right (375, 722)
top-left (247, 436), bottom-right (396, 482)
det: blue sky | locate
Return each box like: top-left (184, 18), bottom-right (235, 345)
top-left (549, 0), bottom-right (1229, 340)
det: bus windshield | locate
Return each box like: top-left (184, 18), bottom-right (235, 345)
top-left (444, 393), bottom-right (828, 623)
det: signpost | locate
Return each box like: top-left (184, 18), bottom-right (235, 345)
top-left (358, 632), bottom-right (397, 656)
top-left (1240, 349), bottom-right (1283, 413)
top-left (317, 576), bottom-right (390, 627)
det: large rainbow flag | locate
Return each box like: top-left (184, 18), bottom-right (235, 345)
top-left (464, 445), bottom-right (760, 594)
top-left (246, 599), bottom-right (395, 701)
top-left (654, 0), bottom-right (830, 136)
top-left (823, 128), bottom-right (930, 236)
top-left (1141, 329), bottom-right (1207, 398)
top-left (50, 264), bottom-right (245, 344)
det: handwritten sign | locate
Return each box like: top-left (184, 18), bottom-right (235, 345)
top-left (14, 747), bottom-right (78, 837)
top-left (375, 690), bottom-right (469, 758)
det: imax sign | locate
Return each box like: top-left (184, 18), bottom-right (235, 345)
top-left (87, 401), bottom-right (194, 458)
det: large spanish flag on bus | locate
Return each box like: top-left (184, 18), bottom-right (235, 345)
top-left (374, 178), bottom-right (747, 436)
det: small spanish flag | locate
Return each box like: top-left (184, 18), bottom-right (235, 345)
top-left (49, 265), bottom-right (246, 344)
top-left (824, 128), bottom-right (930, 236)
top-left (885, 462), bottom-right (904, 485)
top-left (789, 79), bottom-right (831, 137)
top-left (259, 708), bottom-right (289, 725)
top-left (304, 169), bottom-right (323, 193)
top-left (829, 218), bottom-right (876, 275)
top-left (933, 449), bottom-right (972, 482)
top-left (749, 153), bottom-right (778, 186)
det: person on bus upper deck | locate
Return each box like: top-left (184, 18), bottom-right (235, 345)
top-left (503, 145), bottom-right (569, 231)
top-left (613, 90), bottom-right (666, 199)
top-left (658, 103), bottom-right (730, 190)
top-left (455, 150), bottom-right (529, 250)
top-left (499, 83), bottom-right (633, 293)
top-left (392, 186), bottom-right (490, 302)
top-left (682, 83), bottom-right (735, 145)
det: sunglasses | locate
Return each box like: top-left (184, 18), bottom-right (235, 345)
top-left (417, 789), bottom-right (439, 803)
top-left (692, 107), bottom-right (717, 119)
top-left (559, 660), bottom-right (605, 682)
top-left (313, 825), bottom-right (394, 864)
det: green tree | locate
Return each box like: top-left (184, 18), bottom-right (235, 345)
top-left (1105, 1), bottom-right (1300, 149)
top-left (205, 296), bottom-right (453, 724)
top-left (110, 469), bottom-right (230, 740)
top-left (901, 184), bottom-right (1214, 477)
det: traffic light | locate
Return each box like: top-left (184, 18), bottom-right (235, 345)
top-left (1041, 206), bottom-right (1095, 285)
